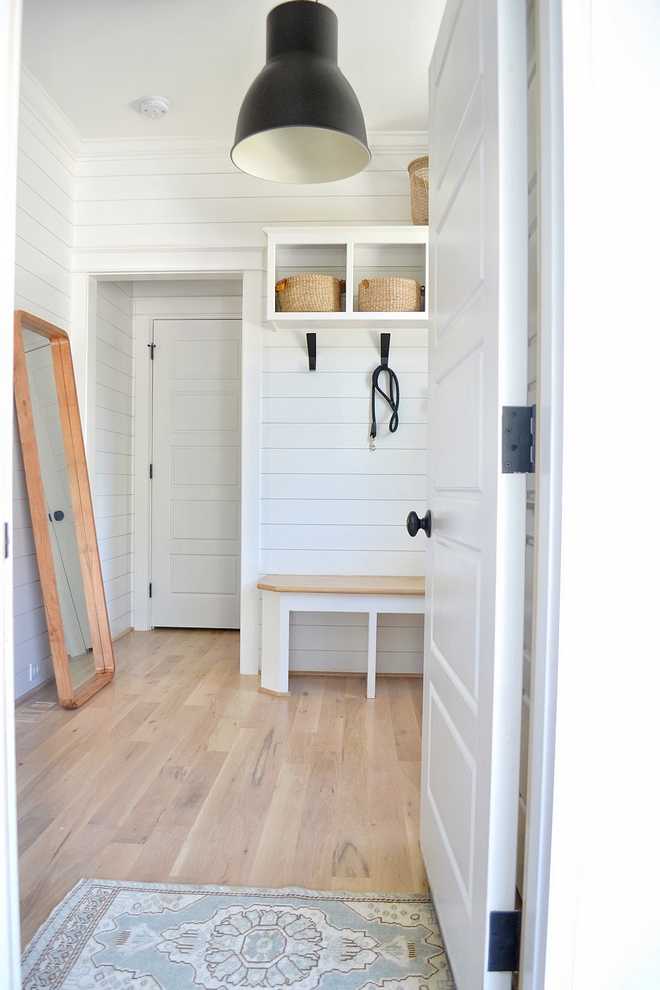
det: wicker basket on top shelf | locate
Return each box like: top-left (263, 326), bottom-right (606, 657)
top-left (408, 156), bottom-right (429, 225)
top-left (275, 274), bottom-right (345, 312)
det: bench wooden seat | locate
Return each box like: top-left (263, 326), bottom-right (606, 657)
top-left (257, 574), bottom-right (425, 698)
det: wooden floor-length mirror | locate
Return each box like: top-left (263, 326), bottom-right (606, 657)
top-left (14, 311), bottom-right (115, 708)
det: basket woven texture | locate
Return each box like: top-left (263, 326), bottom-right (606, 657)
top-left (408, 156), bottom-right (429, 225)
top-left (358, 278), bottom-right (422, 313)
top-left (275, 274), bottom-right (344, 312)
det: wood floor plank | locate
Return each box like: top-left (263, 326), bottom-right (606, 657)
top-left (16, 629), bottom-right (427, 947)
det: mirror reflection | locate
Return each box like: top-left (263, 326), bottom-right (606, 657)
top-left (22, 329), bottom-right (96, 690)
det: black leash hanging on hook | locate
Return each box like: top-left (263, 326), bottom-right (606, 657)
top-left (370, 333), bottom-right (400, 449)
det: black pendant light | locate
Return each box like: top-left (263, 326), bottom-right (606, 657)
top-left (231, 0), bottom-right (370, 183)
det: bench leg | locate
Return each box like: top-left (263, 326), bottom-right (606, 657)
top-left (260, 591), bottom-right (291, 696)
top-left (367, 611), bottom-right (377, 699)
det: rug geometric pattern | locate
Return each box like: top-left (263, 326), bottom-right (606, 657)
top-left (22, 880), bottom-right (455, 990)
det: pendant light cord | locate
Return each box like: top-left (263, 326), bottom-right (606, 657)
top-left (370, 364), bottom-right (400, 448)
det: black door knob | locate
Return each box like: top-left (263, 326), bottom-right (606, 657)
top-left (407, 509), bottom-right (432, 538)
top-left (53, 510), bottom-right (65, 521)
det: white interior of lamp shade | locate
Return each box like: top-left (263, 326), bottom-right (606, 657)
top-left (231, 126), bottom-right (371, 183)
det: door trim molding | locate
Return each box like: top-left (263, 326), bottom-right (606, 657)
top-left (520, 0), bottom-right (564, 985)
top-left (71, 257), bottom-right (263, 676)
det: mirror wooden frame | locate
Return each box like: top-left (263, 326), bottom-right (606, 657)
top-left (14, 311), bottom-right (115, 708)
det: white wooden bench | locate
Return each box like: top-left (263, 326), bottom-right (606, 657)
top-left (256, 575), bottom-right (425, 698)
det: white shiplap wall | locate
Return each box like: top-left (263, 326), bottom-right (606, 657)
top-left (95, 281), bottom-right (134, 638)
top-left (13, 73), bottom-right (76, 699)
top-left (262, 327), bottom-right (427, 674)
top-left (73, 139), bottom-right (422, 259)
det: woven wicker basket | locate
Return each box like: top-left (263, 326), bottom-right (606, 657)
top-left (275, 274), bottom-right (345, 312)
top-left (408, 156), bottom-right (429, 225)
top-left (358, 278), bottom-right (422, 313)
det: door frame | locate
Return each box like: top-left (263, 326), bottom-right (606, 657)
top-left (0, 0), bottom-right (24, 982)
top-left (518, 0), bottom-right (564, 985)
top-left (69, 262), bottom-right (263, 675)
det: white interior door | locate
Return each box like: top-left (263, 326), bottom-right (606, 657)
top-left (151, 319), bottom-right (241, 628)
top-left (420, 1), bottom-right (528, 987)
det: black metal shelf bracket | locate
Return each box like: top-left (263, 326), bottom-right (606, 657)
top-left (306, 332), bottom-right (316, 371)
top-left (380, 332), bottom-right (391, 368)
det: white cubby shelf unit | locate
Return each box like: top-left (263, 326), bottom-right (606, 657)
top-left (265, 226), bottom-right (429, 328)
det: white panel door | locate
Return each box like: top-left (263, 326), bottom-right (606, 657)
top-left (420, 1), bottom-right (528, 988)
top-left (151, 320), bottom-right (241, 628)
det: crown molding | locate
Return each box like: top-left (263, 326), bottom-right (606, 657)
top-left (17, 72), bottom-right (428, 167)
top-left (76, 130), bottom-right (428, 164)
top-left (19, 66), bottom-right (83, 162)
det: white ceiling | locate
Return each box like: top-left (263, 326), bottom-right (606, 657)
top-left (21, 0), bottom-right (446, 142)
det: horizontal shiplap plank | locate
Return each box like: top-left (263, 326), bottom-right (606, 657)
top-left (12, 552), bottom-right (40, 589)
top-left (13, 579), bottom-right (44, 618)
top-left (262, 346), bottom-right (428, 375)
top-left (261, 524), bottom-right (417, 553)
top-left (16, 206), bottom-right (71, 261)
top-left (262, 423), bottom-right (427, 450)
top-left (74, 209), bottom-right (412, 248)
top-left (93, 494), bottom-right (132, 519)
top-left (95, 428), bottom-right (132, 456)
top-left (263, 474), bottom-right (425, 501)
top-left (94, 473), bottom-right (132, 499)
top-left (96, 513), bottom-right (132, 542)
top-left (103, 571), bottom-right (132, 604)
top-left (14, 268), bottom-right (71, 324)
top-left (95, 406), bottom-right (133, 437)
top-left (262, 372), bottom-right (427, 399)
top-left (96, 383), bottom-right (133, 417)
top-left (17, 149), bottom-right (74, 220)
top-left (98, 552), bottom-right (132, 584)
top-left (262, 498), bottom-right (426, 526)
top-left (260, 550), bottom-right (424, 575)
top-left (262, 396), bottom-right (428, 425)
top-left (75, 168), bottom-right (409, 204)
top-left (96, 360), bottom-right (133, 398)
top-left (75, 149), bottom-right (420, 178)
top-left (96, 335), bottom-right (134, 378)
top-left (18, 107), bottom-right (77, 181)
top-left (261, 448), bottom-right (426, 475)
top-left (17, 180), bottom-right (73, 244)
top-left (15, 236), bottom-right (71, 294)
top-left (263, 327), bottom-right (429, 349)
top-left (98, 533), bottom-right (132, 563)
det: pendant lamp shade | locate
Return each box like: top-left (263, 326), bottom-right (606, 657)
top-left (231, 1), bottom-right (370, 183)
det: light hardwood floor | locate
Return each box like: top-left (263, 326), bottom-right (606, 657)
top-left (16, 628), bottom-right (427, 946)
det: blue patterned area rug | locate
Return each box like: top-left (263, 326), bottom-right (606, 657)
top-left (22, 879), bottom-right (455, 990)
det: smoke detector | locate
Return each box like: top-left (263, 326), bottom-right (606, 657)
top-left (139, 96), bottom-right (170, 119)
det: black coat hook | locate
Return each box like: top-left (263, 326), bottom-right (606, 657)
top-left (380, 333), bottom-right (391, 367)
top-left (306, 332), bottom-right (316, 371)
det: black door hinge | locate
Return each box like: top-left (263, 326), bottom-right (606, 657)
top-left (149, 583), bottom-right (153, 598)
top-left (4, 522), bottom-right (8, 559)
top-left (502, 405), bottom-right (535, 473)
top-left (148, 343), bottom-right (156, 359)
top-left (488, 910), bottom-right (521, 972)
top-left (149, 464), bottom-right (153, 479)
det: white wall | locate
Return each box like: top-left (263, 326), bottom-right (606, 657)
top-left (261, 326), bottom-right (427, 674)
top-left (94, 281), bottom-right (134, 638)
top-left (13, 70), bottom-right (76, 698)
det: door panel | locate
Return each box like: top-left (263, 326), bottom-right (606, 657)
top-left (421, 0), bottom-right (528, 987)
top-left (151, 319), bottom-right (241, 628)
